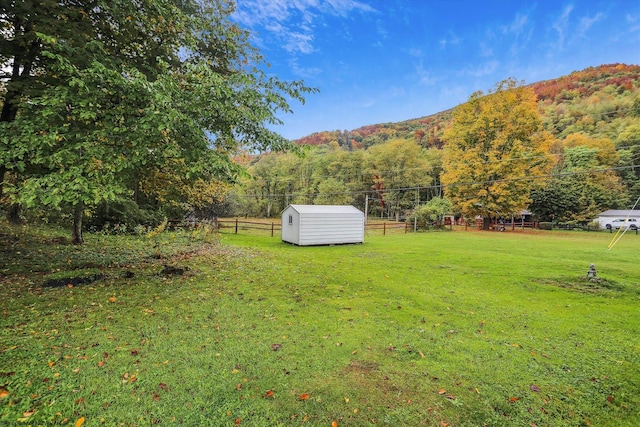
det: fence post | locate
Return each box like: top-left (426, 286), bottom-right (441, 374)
top-left (271, 222), bottom-right (274, 237)
top-left (383, 222), bottom-right (386, 235)
top-left (235, 218), bottom-right (238, 234)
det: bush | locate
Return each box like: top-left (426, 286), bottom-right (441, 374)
top-left (86, 198), bottom-right (165, 234)
top-left (539, 222), bottom-right (553, 230)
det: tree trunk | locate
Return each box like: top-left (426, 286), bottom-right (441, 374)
top-left (7, 202), bottom-right (22, 224)
top-left (483, 216), bottom-right (491, 230)
top-left (0, 165), bottom-right (5, 202)
top-left (72, 202), bottom-right (84, 245)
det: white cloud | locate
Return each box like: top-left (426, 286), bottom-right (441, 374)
top-left (463, 60), bottom-right (499, 77)
top-left (502, 12), bottom-right (529, 36)
top-left (233, 0), bottom-right (376, 55)
top-left (479, 42), bottom-right (493, 58)
top-left (552, 4), bottom-right (574, 50)
top-left (283, 32), bottom-right (315, 54)
top-left (439, 31), bottom-right (462, 50)
top-left (627, 13), bottom-right (640, 33)
top-left (288, 58), bottom-right (322, 78)
top-left (577, 12), bottom-right (604, 37)
top-left (415, 63), bottom-right (438, 86)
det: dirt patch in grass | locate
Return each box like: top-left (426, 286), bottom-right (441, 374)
top-left (41, 273), bottom-right (105, 288)
top-left (533, 276), bottom-right (626, 293)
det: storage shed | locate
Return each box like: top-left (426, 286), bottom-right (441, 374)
top-left (281, 204), bottom-right (364, 246)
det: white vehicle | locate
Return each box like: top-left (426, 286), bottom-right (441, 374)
top-left (606, 218), bottom-right (639, 230)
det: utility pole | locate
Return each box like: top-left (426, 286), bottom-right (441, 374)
top-left (364, 195), bottom-right (369, 224)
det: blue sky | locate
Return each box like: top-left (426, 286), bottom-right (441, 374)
top-left (233, 0), bottom-right (640, 140)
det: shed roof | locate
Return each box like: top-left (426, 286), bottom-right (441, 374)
top-left (597, 209), bottom-right (640, 216)
top-left (285, 204), bottom-right (363, 215)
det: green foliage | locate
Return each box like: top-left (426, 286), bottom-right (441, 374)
top-left (0, 0), bottom-right (315, 241)
top-left (410, 197), bottom-right (452, 222)
top-left (85, 198), bottom-right (165, 234)
top-left (233, 138), bottom-right (435, 218)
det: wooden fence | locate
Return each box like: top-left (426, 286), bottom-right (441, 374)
top-left (169, 218), bottom-right (540, 237)
top-left (217, 219), bottom-right (281, 237)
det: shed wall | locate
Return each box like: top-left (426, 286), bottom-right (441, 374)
top-left (298, 213), bottom-right (364, 246)
top-left (281, 207), bottom-right (301, 245)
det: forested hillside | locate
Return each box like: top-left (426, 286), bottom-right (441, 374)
top-left (231, 64), bottom-right (640, 224)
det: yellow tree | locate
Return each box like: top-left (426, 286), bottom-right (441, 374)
top-left (442, 79), bottom-right (553, 226)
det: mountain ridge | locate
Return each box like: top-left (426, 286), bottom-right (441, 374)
top-left (293, 63), bottom-right (640, 150)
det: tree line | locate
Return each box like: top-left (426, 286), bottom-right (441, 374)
top-left (230, 77), bottom-right (639, 227)
top-left (1, 1), bottom-right (638, 238)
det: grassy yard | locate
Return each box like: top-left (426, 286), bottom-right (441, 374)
top-left (1, 224), bottom-right (639, 426)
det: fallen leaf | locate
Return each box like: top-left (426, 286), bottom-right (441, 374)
top-left (234, 418), bottom-right (242, 425)
top-left (75, 398), bottom-right (85, 405)
top-left (344, 397), bottom-right (349, 403)
top-left (438, 389), bottom-right (446, 395)
top-left (265, 390), bottom-right (274, 398)
top-left (108, 296), bottom-right (117, 303)
top-left (271, 344), bottom-right (281, 351)
top-left (236, 383), bottom-right (242, 391)
top-left (153, 393), bottom-right (160, 401)
top-left (530, 384), bottom-right (541, 392)
top-left (22, 411), bottom-right (36, 418)
top-left (332, 421), bottom-right (338, 427)
top-left (440, 422), bottom-right (449, 427)
top-left (75, 416), bottom-right (85, 427)
top-left (158, 383), bottom-right (168, 390)
top-left (509, 397), bottom-right (520, 402)
top-left (0, 388), bottom-right (8, 399)
top-left (607, 395), bottom-right (614, 403)
top-left (299, 393), bottom-right (310, 401)
top-left (48, 361), bottom-right (55, 367)
top-left (353, 408), bottom-right (359, 414)
top-left (97, 361), bottom-right (105, 367)
top-left (445, 395), bottom-right (455, 400)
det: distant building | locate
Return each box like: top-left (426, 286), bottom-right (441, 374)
top-left (281, 204), bottom-right (364, 246)
top-left (595, 210), bottom-right (640, 229)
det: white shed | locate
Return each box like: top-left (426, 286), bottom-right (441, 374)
top-left (596, 210), bottom-right (640, 229)
top-left (281, 204), bottom-right (364, 246)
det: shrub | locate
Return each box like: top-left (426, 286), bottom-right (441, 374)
top-left (539, 222), bottom-right (553, 230)
top-left (86, 198), bottom-right (165, 234)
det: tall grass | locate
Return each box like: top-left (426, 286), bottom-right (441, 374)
top-left (1, 225), bottom-right (638, 426)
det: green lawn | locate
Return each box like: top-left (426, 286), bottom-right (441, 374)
top-left (1, 224), bottom-right (639, 426)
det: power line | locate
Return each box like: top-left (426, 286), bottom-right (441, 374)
top-left (233, 164), bottom-right (639, 199)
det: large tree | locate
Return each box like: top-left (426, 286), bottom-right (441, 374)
top-left (441, 79), bottom-right (553, 227)
top-left (0, 0), bottom-right (314, 243)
